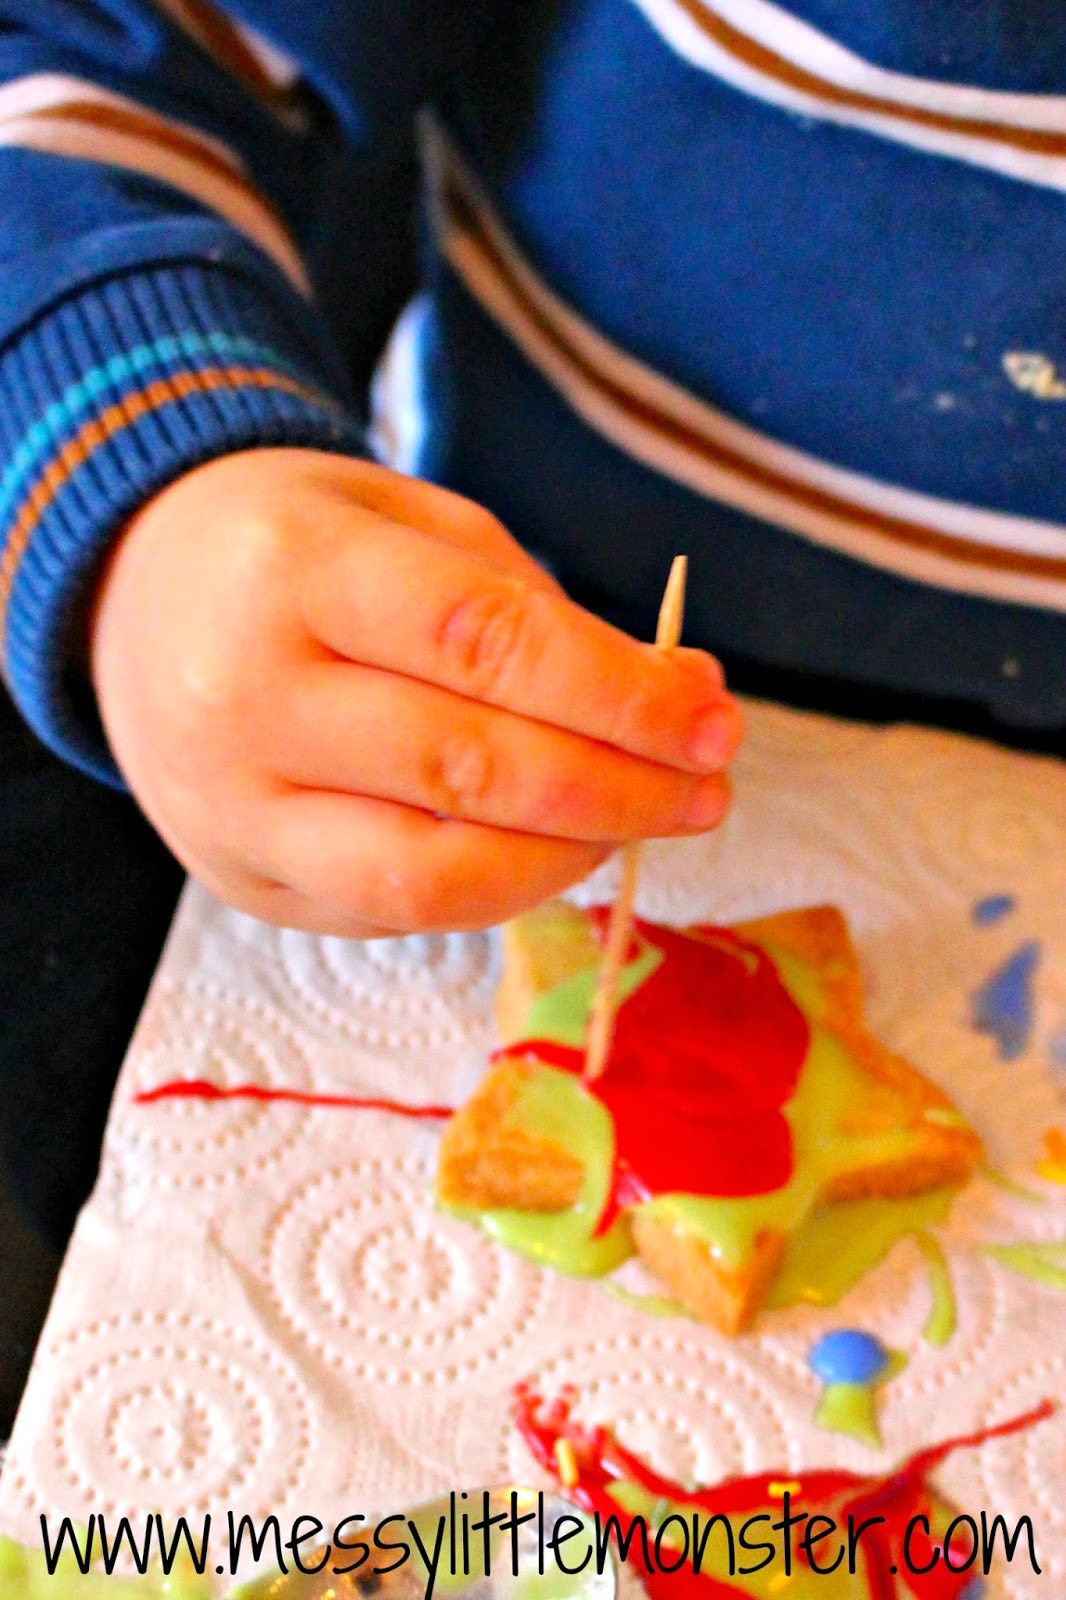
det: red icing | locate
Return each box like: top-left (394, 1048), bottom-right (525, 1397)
top-left (137, 914), bottom-right (807, 1223)
top-left (133, 1079), bottom-right (454, 1118)
top-left (515, 1385), bottom-right (1055, 1600)
top-left (493, 914), bottom-right (809, 1222)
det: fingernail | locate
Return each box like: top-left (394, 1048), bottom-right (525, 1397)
top-left (685, 781), bottom-right (728, 829)
top-left (688, 701), bottom-right (742, 769)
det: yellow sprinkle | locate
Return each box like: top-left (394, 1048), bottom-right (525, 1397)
top-left (767, 1480), bottom-right (802, 1499)
top-left (767, 1573), bottom-right (793, 1593)
top-left (1037, 1160), bottom-right (1066, 1186)
top-left (554, 1438), bottom-right (579, 1488)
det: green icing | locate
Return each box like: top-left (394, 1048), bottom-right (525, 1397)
top-left (915, 1231), bottom-right (957, 1346)
top-left (602, 1480), bottom-right (698, 1532)
top-left (443, 942), bottom-right (658, 1277)
top-left (0, 1535), bottom-right (214, 1598)
top-left (921, 1106), bottom-right (967, 1129)
top-left (814, 1380), bottom-right (883, 1448)
top-left (448, 1064), bottom-right (632, 1275)
top-left (985, 1240), bottom-right (1066, 1292)
top-left (506, 1566), bottom-right (596, 1600)
top-left (521, 943), bottom-right (661, 1048)
top-left (812, 1352), bottom-right (906, 1450)
top-left (603, 1282), bottom-right (693, 1319)
top-left (455, 922), bottom-right (965, 1311)
top-left (982, 1164), bottom-right (1047, 1204)
top-left (753, 939), bottom-right (830, 1025)
top-left (768, 1188), bottom-right (957, 1310)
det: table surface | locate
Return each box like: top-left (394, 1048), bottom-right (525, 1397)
top-left (1, 699), bottom-right (1064, 1596)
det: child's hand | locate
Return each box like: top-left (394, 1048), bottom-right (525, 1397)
top-left (90, 450), bottom-right (742, 936)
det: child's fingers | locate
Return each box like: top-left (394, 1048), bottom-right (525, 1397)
top-left (166, 855), bottom-right (402, 940)
top-left (268, 660), bottom-right (731, 840)
top-left (300, 517), bottom-right (737, 774)
top-left (226, 882), bottom-right (404, 940)
top-left (306, 455), bottom-right (562, 592)
top-left (258, 788), bottom-right (614, 933)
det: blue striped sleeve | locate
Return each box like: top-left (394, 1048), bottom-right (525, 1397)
top-left (0, 257), bottom-right (366, 783)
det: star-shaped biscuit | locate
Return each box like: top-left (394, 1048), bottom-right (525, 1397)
top-left (437, 901), bottom-right (982, 1333)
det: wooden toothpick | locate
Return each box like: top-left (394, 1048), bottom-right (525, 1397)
top-left (584, 555), bottom-right (687, 1082)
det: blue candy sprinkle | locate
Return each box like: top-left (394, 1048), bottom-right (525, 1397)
top-left (808, 1329), bottom-right (889, 1386)
top-left (971, 941), bottom-right (1041, 1062)
top-left (958, 1579), bottom-right (987, 1600)
top-left (972, 894), bottom-right (1015, 927)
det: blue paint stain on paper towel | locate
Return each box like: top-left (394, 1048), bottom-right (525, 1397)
top-left (972, 893), bottom-right (1015, 927)
top-left (971, 941), bottom-right (1040, 1061)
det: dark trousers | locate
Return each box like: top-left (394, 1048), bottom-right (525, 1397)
top-left (0, 687), bottom-right (182, 1435)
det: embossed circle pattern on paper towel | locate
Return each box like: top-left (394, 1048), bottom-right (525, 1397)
top-left (497, 1333), bottom-right (799, 1491)
top-left (270, 928), bottom-right (497, 1056)
top-left (573, 798), bottom-right (916, 935)
top-left (116, 1008), bottom-right (315, 1189)
top-left (899, 765), bottom-right (1066, 902)
top-left (263, 1158), bottom-right (548, 1380)
top-left (14, 1312), bottom-right (311, 1521)
top-left (872, 1242), bottom-right (1010, 1398)
top-left (738, 704), bottom-right (885, 771)
top-left (968, 1355), bottom-right (1066, 1549)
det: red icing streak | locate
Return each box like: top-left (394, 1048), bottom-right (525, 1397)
top-left (493, 915), bottom-right (809, 1220)
top-left (138, 915), bottom-right (807, 1222)
top-left (133, 1078), bottom-right (454, 1118)
top-left (515, 1385), bottom-right (1055, 1600)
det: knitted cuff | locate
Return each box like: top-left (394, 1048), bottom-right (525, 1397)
top-left (0, 259), bottom-right (367, 784)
